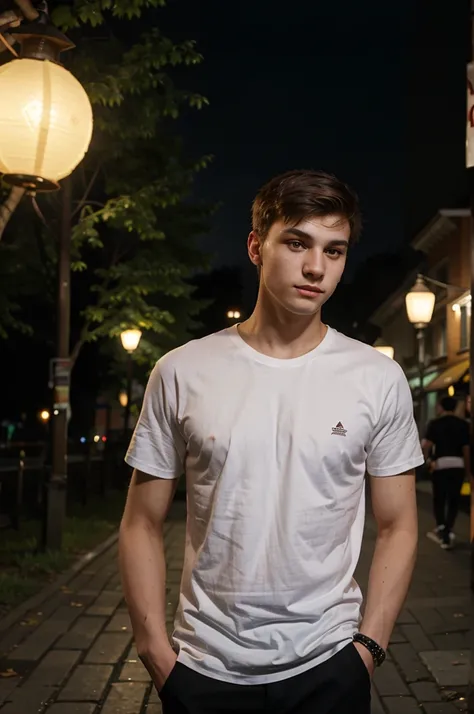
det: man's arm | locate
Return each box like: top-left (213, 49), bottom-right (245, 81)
top-left (421, 438), bottom-right (434, 462)
top-left (355, 471), bottom-right (418, 673)
top-left (119, 469), bottom-right (179, 689)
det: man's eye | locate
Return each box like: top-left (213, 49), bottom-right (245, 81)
top-left (326, 248), bottom-right (343, 257)
top-left (289, 241), bottom-right (304, 250)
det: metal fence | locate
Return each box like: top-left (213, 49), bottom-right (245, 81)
top-left (0, 440), bottom-right (128, 530)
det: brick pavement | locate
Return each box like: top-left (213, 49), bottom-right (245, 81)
top-left (0, 487), bottom-right (470, 714)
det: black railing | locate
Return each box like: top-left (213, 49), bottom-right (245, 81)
top-left (0, 439), bottom-right (129, 530)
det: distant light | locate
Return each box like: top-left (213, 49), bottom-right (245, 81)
top-left (80, 437), bottom-right (86, 444)
top-left (93, 435), bottom-right (100, 443)
top-left (227, 309), bottom-right (241, 320)
top-left (53, 409), bottom-right (59, 416)
top-left (448, 385), bottom-right (455, 397)
top-left (373, 339), bottom-right (394, 360)
top-left (119, 390), bottom-right (128, 408)
top-left (233, 311), bottom-right (241, 319)
top-left (101, 436), bottom-right (107, 442)
top-left (452, 303), bottom-right (461, 313)
top-left (374, 345), bottom-right (395, 360)
top-left (120, 329), bottom-right (142, 353)
top-left (40, 410), bottom-right (50, 422)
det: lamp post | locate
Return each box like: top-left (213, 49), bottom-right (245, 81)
top-left (120, 330), bottom-right (142, 437)
top-left (405, 275), bottom-right (436, 433)
top-left (0, 15), bottom-right (94, 549)
top-left (373, 338), bottom-right (395, 360)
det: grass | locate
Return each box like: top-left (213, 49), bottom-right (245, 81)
top-left (0, 490), bottom-right (126, 617)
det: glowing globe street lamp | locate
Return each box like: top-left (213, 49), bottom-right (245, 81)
top-left (405, 275), bottom-right (436, 330)
top-left (405, 275), bottom-right (436, 431)
top-left (120, 329), bottom-right (143, 353)
top-left (120, 330), bottom-right (142, 435)
top-left (0, 20), bottom-right (93, 191)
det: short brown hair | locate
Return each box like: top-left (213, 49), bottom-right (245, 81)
top-left (252, 169), bottom-right (362, 244)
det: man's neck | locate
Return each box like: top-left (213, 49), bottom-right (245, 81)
top-left (237, 302), bottom-right (327, 360)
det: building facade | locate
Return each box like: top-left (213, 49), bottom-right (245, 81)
top-left (370, 209), bottom-right (470, 429)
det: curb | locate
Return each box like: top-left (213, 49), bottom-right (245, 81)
top-left (0, 530), bottom-right (119, 637)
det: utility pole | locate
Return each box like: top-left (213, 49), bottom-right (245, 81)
top-left (43, 176), bottom-right (72, 550)
top-left (123, 352), bottom-right (133, 438)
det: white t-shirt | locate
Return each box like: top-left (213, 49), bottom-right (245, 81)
top-left (125, 325), bottom-right (423, 685)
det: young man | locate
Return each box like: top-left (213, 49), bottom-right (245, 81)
top-left (422, 395), bottom-right (470, 550)
top-left (119, 170), bottom-right (423, 714)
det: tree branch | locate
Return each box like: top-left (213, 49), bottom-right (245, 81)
top-left (70, 331), bottom-right (88, 369)
top-left (0, 9), bottom-right (21, 29)
top-left (0, 32), bottom-right (18, 55)
top-left (0, 187), bottom-right (26, 240)
top-left (73, 200), bottom-right (105, 210)
top-left (13, 0), bottom-right (38, 21)
top-left (72, 164), bottom-right (102, 219)
top-left (0, 10), bottom-right (21, 55)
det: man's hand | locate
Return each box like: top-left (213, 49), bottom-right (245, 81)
top-left (353, 642), bottom-right (375, 679)
top-left (139, 644), bottom-right (178, 692)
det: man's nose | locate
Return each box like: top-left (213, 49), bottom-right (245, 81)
top-left (303, 250), bottom-right (325, 279)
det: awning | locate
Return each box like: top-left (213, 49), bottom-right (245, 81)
top-left (408, 371), bottom-right (440, 390)
top-left (408, 370), bottom-right (441, 389)
top-left (425, 359), bottom-right (470, 392)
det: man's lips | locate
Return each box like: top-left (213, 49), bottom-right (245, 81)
top-left (295, 285), bottom-right (324, 295)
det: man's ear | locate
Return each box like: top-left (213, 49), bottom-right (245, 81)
top-left (247, 231), bottom-right (262, 267)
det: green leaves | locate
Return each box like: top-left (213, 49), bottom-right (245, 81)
top-left (0, 0), bottom-right (212, 374)
top-left (51, 5), bottom-right (81, 30)
top-left (52, 0), bottom-right (168, 31)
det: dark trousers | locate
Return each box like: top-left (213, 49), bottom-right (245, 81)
top-left (159, 643), bottom-right (371, 714)
top-left (432, 468), bottom-right (465, 532)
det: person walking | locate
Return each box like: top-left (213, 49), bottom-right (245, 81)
top-left (422, 395), bottom-right (470, 550)
top-left (119, 170), bottom-right (424, 714)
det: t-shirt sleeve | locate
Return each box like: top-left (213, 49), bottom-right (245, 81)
top-left (125, 359), bottom-right (186, 479)
top-left (366, 364), bottom-right (424, 477)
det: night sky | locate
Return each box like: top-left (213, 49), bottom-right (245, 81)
top-left (162, 0), bottom-right (468, 302)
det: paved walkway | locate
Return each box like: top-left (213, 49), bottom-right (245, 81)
top-left (0, 486), bottom-right (470, 714)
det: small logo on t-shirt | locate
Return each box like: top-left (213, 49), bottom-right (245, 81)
top-left (332, 421), bottom-right (347, 437)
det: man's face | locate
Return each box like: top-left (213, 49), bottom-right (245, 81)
top-left (248, 215), bottom-right (350, 317)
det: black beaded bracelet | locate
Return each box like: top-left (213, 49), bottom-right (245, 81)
top-left (353, 633), bottom-right (386, 667)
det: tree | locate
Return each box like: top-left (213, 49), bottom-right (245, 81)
top-left (0, 0), bottom-right (212, 371)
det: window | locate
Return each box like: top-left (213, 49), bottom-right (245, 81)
top-left (460, 304), bottom-right (471, 351)
top-left (427, 319), bottom-right (447, 359)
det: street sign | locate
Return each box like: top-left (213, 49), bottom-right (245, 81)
top-left (49, 358), bottom-right (71, 411)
